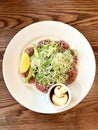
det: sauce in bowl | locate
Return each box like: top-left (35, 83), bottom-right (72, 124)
top-left (48, 84), bottom-right (71, 108)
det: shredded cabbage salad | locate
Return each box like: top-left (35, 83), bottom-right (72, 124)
top-left (24, 40), bottom-right (76, 87)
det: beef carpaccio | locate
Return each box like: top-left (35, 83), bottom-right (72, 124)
top-left (20, 39), bottom-right (78, 93)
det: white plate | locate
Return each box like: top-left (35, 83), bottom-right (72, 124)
top-left (3, 21), bottom-right (96, 114)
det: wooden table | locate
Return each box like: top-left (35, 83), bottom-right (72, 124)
top-left (0, 0), bottom-right (98, 130)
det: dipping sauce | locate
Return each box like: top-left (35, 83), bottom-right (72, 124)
top-left (50, 85), bottom-right (69, 106)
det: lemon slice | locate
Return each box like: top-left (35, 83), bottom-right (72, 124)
top-left (20, 51), bottom-right (30, 73)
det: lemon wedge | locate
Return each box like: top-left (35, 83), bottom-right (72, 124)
top-left (20, 51), bottom-right (30, 73)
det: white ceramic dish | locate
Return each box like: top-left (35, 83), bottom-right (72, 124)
top-left (48, 84), bottom-right (71, 109)
top-left (3, 21), bottom-right (96, 114)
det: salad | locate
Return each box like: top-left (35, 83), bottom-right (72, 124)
top-left (20, 39), bottom-right (78, 93)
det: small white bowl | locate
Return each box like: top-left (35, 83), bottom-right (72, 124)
top-left (48, 83), bottom-right (71, 109)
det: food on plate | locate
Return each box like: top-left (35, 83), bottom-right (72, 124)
top-left (50, 85), bottom-right (69, 106)
top-left (20, 39), bottom-right (78, 93)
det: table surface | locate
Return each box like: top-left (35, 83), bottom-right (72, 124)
top-left (0, 0), bottom-right (98, 130)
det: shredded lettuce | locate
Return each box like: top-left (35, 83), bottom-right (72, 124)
top-left (26, 41), bottom-right (75, 86)
top-left (33, 44), bottom-right (39, 58)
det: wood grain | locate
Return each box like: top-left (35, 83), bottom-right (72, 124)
top-left (0, 0), bottom-right (98, 130)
